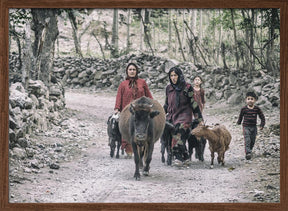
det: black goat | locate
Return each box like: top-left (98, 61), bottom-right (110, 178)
top-left (107, 113), bottom-right (122, 158)
top-left (160, 121), bottom-right (175, 165)
top-left (187, 120), bottom-right (206, 161)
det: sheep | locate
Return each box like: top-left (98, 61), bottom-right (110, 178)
top-left (191, 123), bottom-right (231, 168)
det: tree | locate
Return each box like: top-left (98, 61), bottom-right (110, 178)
top-left (111, 9), bottom-right (119, 58)
top-left (31, 8), bottom-right (59, 86)
top-left (230, 9), bottom-right (240, 68)
top-left (67, 9), bottom-right (83, 58)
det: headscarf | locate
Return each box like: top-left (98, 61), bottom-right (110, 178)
top-left (168, 67), bottom-right (186, 107)
top-left (125, 63), bottom-right (139, 99)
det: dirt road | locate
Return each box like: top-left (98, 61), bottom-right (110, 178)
top-left (9, 89), bottom-right (280, 203)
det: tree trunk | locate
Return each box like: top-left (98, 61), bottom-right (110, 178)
top-left (173, 21), bottom-right (186, 61)
top-left (111, 9), bottom-right (119, 58)
top-left (92, 32), bottom-right (106, 60)
top-left (221, 42), bottom-right (228, 69)
top-left (191, 9), bottom-right (197, 34)
top-left (217, 10), bottom-right (222, 65)
top-left (144, 9), bottom-right (152, 48)
top-left (199, 10), bottom-right (203, 43)
top-left (184, 20), bottom-right (208, 65)
top-left (140, 9), bottom-right (144, 51)
top-left (266, 8), bottom-right (279, 75)
top-left (230, 9), bottom-right (240, 68)
top-left (241, 10), bottom-right (251, 70)
top-left (10, 29), bottom-right (22, 71)
top-left (22, 22), bottom-right (32, 89)
top-left (140, 11), bottom-right (154, 56)
top-left (181, 11), bottom-right (186, 53)
top-left (31, 9), bottom-right (59, 87)
top-left (251, 9), bottom-right (256, 70)
top-left (126, 9), bottom-right (131, 53)
top-left (67, 10), bottom-right (83, 58)
top-left (168, 10), bottom-right (172, 49)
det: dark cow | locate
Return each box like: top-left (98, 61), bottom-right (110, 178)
top-left (107, 113), bottom-right (122, 158)
top-left (160, 121), bottom-right (175, 165)
top-left (119, 96), bottom-right (165, 180)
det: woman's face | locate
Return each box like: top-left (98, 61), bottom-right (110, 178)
top-left (127, 65), bottom-right (137, 78)
top-left (170, 71), bottom-right (178, 84)
top-left (193, 76), bottom-right (202, 86)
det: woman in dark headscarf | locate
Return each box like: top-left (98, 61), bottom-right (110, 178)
top-left (163, 66), bottom-right (203, 166)
top-left (114, 62), bottom-right (153, 158)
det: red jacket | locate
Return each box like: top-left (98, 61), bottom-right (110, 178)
top-left (114, 78), bottom-right (153, 111)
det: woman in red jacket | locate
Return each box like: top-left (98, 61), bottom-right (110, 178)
top-left (114, 62), bottom-right (153, 158)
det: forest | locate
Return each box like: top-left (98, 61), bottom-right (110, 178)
top-left (9, 8), bottom-right (280, 88)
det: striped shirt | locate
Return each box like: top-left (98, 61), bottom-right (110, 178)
top-left (237, 105), bottom-right (265, 127)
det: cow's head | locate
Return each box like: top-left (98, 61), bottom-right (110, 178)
top-left (129, 98), bottom-right (160, 146)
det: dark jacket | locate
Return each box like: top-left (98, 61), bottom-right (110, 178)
top-left (164, 83), bottom-right (203, 125)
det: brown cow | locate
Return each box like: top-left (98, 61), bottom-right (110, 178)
top-left (119, 96), bottom-right (165, 180)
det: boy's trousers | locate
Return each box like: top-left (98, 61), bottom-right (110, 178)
top-left (243, 126), bottom-right (257, 154)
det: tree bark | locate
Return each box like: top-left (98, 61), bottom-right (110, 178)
top-left (22, 22), bottom-right (32, 89)
top-left (126, 9), bottom-right (131, 53)
top-left (67, 10), bottom-right (83, 58)
top-left (230, 9), bottom-right (240, 68)
top-left (140, 12), bottom-right (154, 56)
top-left (168, 10), bottom-right (172, 49)
top-left (111, 9), bottom-right (119, 58)
top-left (173, 21), bottom-right (186, 61)
top-left (184, 20), bottom-right (208, 65)
top-left (92, 32), bottom-right (106, 60)
top-left (221, 42), bottom-right (228, 69)
top-left (31, 8), bottom-right (59, 87)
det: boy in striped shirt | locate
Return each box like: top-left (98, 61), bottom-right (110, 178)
top-left (237, 91), bottom-right (265, 160)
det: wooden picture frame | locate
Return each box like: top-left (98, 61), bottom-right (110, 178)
top-left (1, 0), bottom-right (287, 210)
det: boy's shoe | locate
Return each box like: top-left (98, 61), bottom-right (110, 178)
top-left (245, 153), bottom-right (252, 160)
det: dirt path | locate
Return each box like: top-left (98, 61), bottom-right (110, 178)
top-left (9, 89), bottom-right (280, 203)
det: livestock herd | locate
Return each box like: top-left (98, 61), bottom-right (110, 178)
top-left (107, 97), bottom-right (232, 180)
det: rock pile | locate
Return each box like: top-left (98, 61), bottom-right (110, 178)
top-left (9, 80), bottom-right (65, 150)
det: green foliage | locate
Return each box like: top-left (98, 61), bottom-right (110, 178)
top-left (9, 9), bottom-right (32, 27)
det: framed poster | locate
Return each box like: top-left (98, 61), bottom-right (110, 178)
top-left (1, 0), bottom-right (287, 210)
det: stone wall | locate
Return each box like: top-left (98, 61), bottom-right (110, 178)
top-left (52, 54), bottom-right (280, 109)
